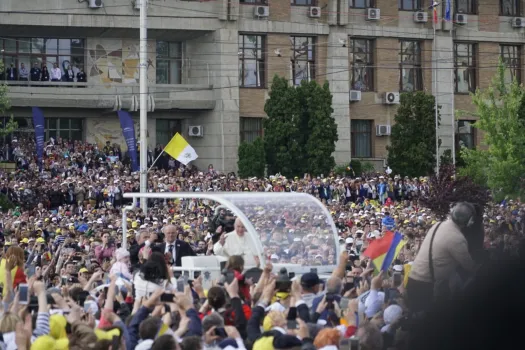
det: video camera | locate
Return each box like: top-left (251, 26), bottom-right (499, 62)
top-left (275, 267), bottom-right (294, 293)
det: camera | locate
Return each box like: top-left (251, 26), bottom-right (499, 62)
top-left (275, 268), bottom-right (292, 292)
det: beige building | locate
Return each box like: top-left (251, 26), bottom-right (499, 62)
top-left (1, 0), bottom-right (524, 171)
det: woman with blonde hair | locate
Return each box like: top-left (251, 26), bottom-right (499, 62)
top-left (0, 246), bottom-right (27, 293)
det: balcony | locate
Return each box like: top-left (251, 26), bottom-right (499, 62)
top-left (3, 80), bottom-right (216, 111)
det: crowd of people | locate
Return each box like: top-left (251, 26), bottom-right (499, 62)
top-left (2, 62), bottom-right (87, 83)
top-left (0, 136), bottom-right (523, 350)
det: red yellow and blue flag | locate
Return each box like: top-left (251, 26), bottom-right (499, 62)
top-left (362, 231), bottom-right (406, 272)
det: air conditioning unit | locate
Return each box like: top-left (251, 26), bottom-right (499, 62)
top-left (384, 92), bottom-right (400, 105)
top-left (376, 125), bottom-right (391, 137)
top-left (511, 17), bottom-right (525, 28)
top-left (349, 90), bottom-right (361, 102)
top-left (308, 6), bottom-right (321, 18)
top-left (88, 0), bottom-right (103, 8)
top-left (188, 126), bottom-right (204, 137)
top-left (455, 13), bottom-right (468, 25)
top-left (366, 8), bottom-right (380, 21)
top-left (254, 6), bottom-right (270, 18)
top-left (414, 11), bottom-right (428, 23)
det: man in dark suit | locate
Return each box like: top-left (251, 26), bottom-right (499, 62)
top-left (6, 63), bottom-right (18, 81)
top-left (152, 224), bottom-right (196, 266)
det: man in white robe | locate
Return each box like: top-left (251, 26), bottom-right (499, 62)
top-left (213, 218), bottom-right (258, 266)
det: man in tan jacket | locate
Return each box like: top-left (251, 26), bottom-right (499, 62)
top-left (407, 202), bottom-right (478, 313)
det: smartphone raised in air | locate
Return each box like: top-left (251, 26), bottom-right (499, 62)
top-left (18, 283), bottom-right (29, 305)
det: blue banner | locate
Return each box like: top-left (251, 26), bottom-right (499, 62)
top-left (32, 107), bottom-right (45, 171)
top-left (117, 110), bottom-right (139, 172)
top-left (445, 0), bottom-right (451, 21)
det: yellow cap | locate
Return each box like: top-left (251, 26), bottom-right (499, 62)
top-left (94, 328), bottom-right (121, 341)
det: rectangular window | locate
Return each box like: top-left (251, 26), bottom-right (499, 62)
top-left (349, 0), bottom-right (373, 8)
top-left (501, 0), bottom-right (520, 16)
top-left (500, 45), bottom-right (521, 85)
top-left (240, 0), bottom-right (267, 3)
top-left (156, 41), bottom-right (182, 84)
top-left (291, 0), bottom-right (315, 5)
top-left (399, 40), bottom-right (422, 92)
top-left (240, 117), bottom-right (263, 143)
top-left (456, 120), bottom-right (475, 149)
top-left (456, 0), bottom-right (477, 14)
top-left (398, 0), bottom-right (421, 11)
top-left (156, 119), bottom-right (182, 147)
top-left (350, 38), bottom-right (374, 92)
top-left (45, 118), bottom-right (83, 141)
top-left (0, 38), bottom-right (85, 80)
top-left (351, 120), bottom-right (372, 158)
top-left (454, 43), bottom-right (477, 93)
top-left (291, 36), bottom-right (315, 86)
top-left (238, 35), bottom-right (265, 88)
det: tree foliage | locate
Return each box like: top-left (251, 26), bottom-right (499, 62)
top-left (0, 61), bottom-right (17, 138)
top-left (386, 92), bottom-right (441, 178)
top-left (419, 164), bottom-right (490, 220)
top-left (264, 76), bottom-right (338, 177)
top-left (459, 60), bottom-right (525, 201)
top-left (237, 137), bottom-right (266, 178)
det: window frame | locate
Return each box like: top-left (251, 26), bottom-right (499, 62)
top-left (156, 119), bottom-right (182, 147)
top-left (238, 34), bottom-right (266, 89)
top-left (239, 0), bottom-right (268, 5)
top-left (45, 118), bottom-right (83, 141)
top-left (456, 120), bottom-right (476, 150)
top-left (349, 0), bottom-right (374, 8)
top-left (454, 42), bottom-right (477, 94)
top-left (455, 0), bottom-right (478, 14)
top-left (399, 40), bottom-right (423, 92)
top-left (240, 117), bottom-right (264, 143)
top-left (0, 37), bottom-right (85, 78)
top-left (349, 38), bottom-right (375, 92)
top-left (500, 44), bottom-right (522, 85)
top-left (290, 36), bottom-right (316, 86)
top-left (351, 119), bottom-right (373, 158)
top-left (398, 0), bottom-right (421, 11)
top-left (156, 41), bottom-right (183, 85)
top-left (500, 0), bottom-right (521, 16)
top-left (290, 0), bottom-right (316, 6)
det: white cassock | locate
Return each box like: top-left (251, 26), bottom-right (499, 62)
top-left (213, 231), bottom-right (257, 266)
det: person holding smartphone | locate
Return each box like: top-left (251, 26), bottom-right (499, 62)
top-left (94, 233), bottom-right (116, 264)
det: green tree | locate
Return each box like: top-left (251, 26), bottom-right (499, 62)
top-left (386, 91), bottom-right (441, 177)
top-left (264, 76), bottom-right (338, 177)
top-left (0, 61), bottom-right (17, 138)
top-left (459, 60), bottom-right (525, 201)
top-left (237, 137), bottom-right (266, 178)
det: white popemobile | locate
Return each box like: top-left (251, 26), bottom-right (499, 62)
top-left (122, 192), bottom-right (341, 289)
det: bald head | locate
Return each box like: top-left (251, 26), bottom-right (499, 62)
top-left (234, 218), bottom-right (245, 237)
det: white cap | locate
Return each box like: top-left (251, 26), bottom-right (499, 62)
top-left (393, 265), bottom-right (403, 272)
top-left (293, 237), bottom-right (301, 242)
top-left (270, 254), bottom-right (279, 260)
top-left (345, 237), bottom-right (354, 244)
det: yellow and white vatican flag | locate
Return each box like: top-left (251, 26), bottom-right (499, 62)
top-left (163, 133), bottom-right (198, 165)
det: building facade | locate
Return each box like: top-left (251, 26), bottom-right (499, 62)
top-left (1, 0), bottom-right (524, 171)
